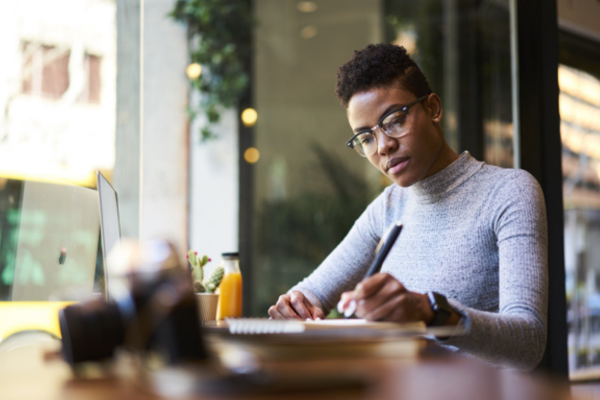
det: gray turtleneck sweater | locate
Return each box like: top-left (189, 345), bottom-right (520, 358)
top-left (291, 151), bottom-right (548, 371)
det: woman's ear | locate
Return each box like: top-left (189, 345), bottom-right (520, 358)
top-left (425, 93), bottom-right (442, 126)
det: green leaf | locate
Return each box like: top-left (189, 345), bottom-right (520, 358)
top-left (191, 264), bottom-right (204, 282)
top-left (169, 0), bottom-right (254, 142)
top-left (200, 255), bottom-right (209, 266)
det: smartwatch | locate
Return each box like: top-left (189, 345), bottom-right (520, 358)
top-left (427, 291), bottom-right (452, 327)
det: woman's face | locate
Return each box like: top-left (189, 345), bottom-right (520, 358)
top-left (346, 85), bottom-right (448, 188)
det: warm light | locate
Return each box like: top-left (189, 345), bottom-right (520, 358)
top-left (393, 29), bottom-right (417, 56)
top-left (300, 25), bottom-right (318, 39)
top-left (0, 167), bottom-right (96, 187)
top-left (559, 65), bottom-right (600, 107)
top-left (558, 63), bottom-right (600, 165)
top-left (244, 147), bottom-right (260, 164)
top-left (186, 63), bottom-right (202, 80)
top-left (297, 1), bottom-right (317, 12)
top-left (560, 94), bottom-right (600, 133)
top-left (241, 108), bottom-right (258, 127)
top-left (561, 122), bottom-right (600, 160)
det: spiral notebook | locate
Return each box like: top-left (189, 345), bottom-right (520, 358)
top-left (214, 318), bottom-right (429, 361)
top-left (225, 318), bottom-right (427, 335)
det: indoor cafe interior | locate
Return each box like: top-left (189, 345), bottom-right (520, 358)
top-left (1, 0), bottom-right (600, 399)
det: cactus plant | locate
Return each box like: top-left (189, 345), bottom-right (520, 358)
top-left (187, 250), bottom-right (224, 294)
top-left (204, 265), bottom-right (224, 293)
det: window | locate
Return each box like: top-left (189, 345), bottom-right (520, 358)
top-left (559, 34), bottom-right (600, 378)
top-left (21, 43), bottom-right (71, 99)
top-left (21, 42), bottom-right (102, 104)
top-left (246, 0), bottom-right (514, 315)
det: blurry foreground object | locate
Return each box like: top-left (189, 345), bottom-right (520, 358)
top-left (59, 239), bottom-right (207, 367)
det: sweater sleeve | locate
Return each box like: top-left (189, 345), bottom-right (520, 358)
top-left (289, 188), bottom-right (392, 313)
top-left (440, 170), bottom-right (549, 371)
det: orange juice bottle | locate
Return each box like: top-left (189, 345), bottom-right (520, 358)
top-left (216, 252), bottom-right (242, 320)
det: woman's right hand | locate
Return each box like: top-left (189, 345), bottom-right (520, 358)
top-left (268, 290), bottom-right (326, 320)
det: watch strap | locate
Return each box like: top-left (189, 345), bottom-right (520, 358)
top-left (427, 291), bottom-right (452, 327)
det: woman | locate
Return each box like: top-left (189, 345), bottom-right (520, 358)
top-left (268, 43), bottom-right (548, 371)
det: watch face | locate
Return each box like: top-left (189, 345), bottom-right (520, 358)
top-left (428, 291), bottom-right (452, 326)
top-left (434, 292), bottom-right (450, 311)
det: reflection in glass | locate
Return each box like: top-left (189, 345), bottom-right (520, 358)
top-left (251, 0), bottom-right (513, 316)
top-left (0, 0), bottom-right (116, 341)
top-left (560, 64), bottom-right (600, 375)
top-left (0, 0), bottom-right (116, 187)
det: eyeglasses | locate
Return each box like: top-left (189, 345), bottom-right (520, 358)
top-left (346, 95), bottom-right (429, 157)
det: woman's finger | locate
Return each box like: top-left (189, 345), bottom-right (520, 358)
top-left (289, 291), bottom-right (314, 319)
top-left (363, 293), bottom-right (409, 321)
top-left (268, 305), bottom-right (285, 319)
top-left (275, 295), bottom-right (303, 319)
top-left (355, 275), bottom-right (407, 317)
top-left (354, 273), bottom-right (403, 300)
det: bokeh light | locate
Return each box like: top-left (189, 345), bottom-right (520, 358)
top-left (186, 63), bottom-right (202, 80)
top-left (300, 25), bottom-right (318, 39)
top-left (241, 108), bottom-right (258, 127)
top-left (297, 1), bottom-right (318, 13)
top-left (244, 147), bottom-right (260, 164)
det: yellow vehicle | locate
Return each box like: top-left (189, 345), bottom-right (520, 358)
top-left (0, 301), bottom-right (75, 340)
top-left (0, 178), bottom-right (104, 342)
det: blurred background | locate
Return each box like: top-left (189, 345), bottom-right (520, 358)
top-left (0, 0), bottom-right (599, 380)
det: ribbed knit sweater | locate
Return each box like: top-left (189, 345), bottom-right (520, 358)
top-left (291, 151), bottom-right (548, 371)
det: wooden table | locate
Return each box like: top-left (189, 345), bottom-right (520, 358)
top-left (0, 331), bottom-right (572, 400)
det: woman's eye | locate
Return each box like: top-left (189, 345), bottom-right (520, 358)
top-left (386, 115), bottom-right (407, 127)
top-left (360, 135), bottom-right (375, 144)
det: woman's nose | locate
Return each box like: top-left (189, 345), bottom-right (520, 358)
top-left (375, 127), bottom-right (397, 155)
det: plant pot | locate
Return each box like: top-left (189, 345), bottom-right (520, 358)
top-left (196, 293), bottom-right (219, 321)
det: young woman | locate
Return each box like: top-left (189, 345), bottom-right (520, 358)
top-left (268, 43), bottom-right (548, 371)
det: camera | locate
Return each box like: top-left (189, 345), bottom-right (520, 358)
top-left (59, 239), bottom-right (207, 367)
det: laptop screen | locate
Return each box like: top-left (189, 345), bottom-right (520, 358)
top-left (4, 180), bottom-right (100, 301)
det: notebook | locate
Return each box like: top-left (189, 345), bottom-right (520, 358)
top-left (212, 319), bottom-right (428, 361)
top-left (226, 318), bottom-right (426, 335)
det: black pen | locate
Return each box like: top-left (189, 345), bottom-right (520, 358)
top-left (337, 221), bottom-right (403, 318)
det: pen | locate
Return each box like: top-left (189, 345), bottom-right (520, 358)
top-left (338, 221), bottom-right (403, 318)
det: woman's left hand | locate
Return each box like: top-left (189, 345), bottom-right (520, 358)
top-left (338, 273), bottom-right (435, 323)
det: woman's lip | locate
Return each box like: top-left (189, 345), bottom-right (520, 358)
top-left (387, 158), bottom-right (409, 174)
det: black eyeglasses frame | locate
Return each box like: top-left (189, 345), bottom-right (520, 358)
top-left (345, 94), bottom-right (430, 152)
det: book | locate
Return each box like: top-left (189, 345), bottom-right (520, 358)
top-left (210, 319), bottom-right (427, 361)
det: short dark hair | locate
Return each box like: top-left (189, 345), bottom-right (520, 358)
top-left (335, 43), bottom-right (433, 108)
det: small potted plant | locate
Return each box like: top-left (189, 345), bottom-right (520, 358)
top-left (188, 250), bottom-right (224, 321)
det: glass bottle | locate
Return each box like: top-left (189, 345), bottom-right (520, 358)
top-left (216, 252), bottom-right (242, 320)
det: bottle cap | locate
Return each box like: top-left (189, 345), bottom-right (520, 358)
top-left (221, 252), bottom-right (239, 259)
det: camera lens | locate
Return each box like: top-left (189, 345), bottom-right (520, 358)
top-left (59, 299), bottom-right (125, 365)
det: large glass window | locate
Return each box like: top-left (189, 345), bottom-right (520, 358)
top-left (0, 0), bottom-right (117, 187)
top-left (249, 0), bottom-right (514, 315)
top-left (559, 36), bottom-right (600, 378)
top-left (0, 0), bottom-right (118, 340)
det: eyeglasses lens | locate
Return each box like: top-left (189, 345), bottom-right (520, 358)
top-left (381, 110), bottom-right (409, 137)
top-left (352, 133), bottom-right (376, 156)
top-left (351, 110), bottom-right (410, 157)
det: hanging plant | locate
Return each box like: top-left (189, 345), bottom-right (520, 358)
top-left (170, 0), bottom-right (254, 141)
